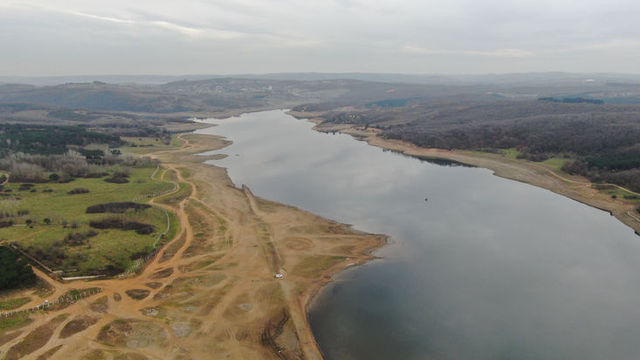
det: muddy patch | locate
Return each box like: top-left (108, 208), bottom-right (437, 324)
top-left (145, 282), bottom-right (163, 289)
top-left (97, 318), bottom-right (168, 348)
top-left (60, 315), bottom-right (99, 339)
top-left (0, 330), bottom-right (22, 347)
top-left (36, 345), bottom-right (63, 360)
top-left (125, 289), bottom-right (151, 300)
top-left (4, 314), bottom-right (68, 360)
top-left (149, 268), bottom-right (174, 279)
top-left (90, 295), bottom-right (109, 313)
top-left (80, 349), bottom-right (106, 360)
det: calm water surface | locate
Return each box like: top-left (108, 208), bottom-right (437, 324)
top-left (197, 110), bottom-right (640, 360)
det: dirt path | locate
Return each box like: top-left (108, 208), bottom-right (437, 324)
top-left (0, 132), bottom-right (384, 360)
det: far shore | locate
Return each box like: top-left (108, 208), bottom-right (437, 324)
top-left (286, 110), bottom-right (640, 236)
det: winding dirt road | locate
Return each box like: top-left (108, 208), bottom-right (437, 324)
top-left (0, 133), bottom-right (384, 360)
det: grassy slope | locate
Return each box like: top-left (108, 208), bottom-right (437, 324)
top-left (0, 167), bottom-right (175, 275)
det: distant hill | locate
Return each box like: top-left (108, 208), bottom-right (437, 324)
top-left (4, 72), bottom-right (640, 87)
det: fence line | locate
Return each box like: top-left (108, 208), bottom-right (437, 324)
top-left (61, 274), bottom-right (105, 281)
top-left (9, 243), bottom-right (57, 277)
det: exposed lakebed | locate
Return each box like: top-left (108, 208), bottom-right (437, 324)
top-left (197, 110), bottom-right (640, 360)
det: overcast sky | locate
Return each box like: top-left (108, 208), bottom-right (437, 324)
top-left (1, 0), bottom-right (639, 76)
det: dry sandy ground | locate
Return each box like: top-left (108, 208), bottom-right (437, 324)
top-left (0, 133), bottom-right (384, 360)
top-left (307, 119), bottom-right (640, 235)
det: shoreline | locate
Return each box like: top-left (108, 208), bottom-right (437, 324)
top-left (195, 109), bottom-right (639, 356)
top-left (7, 108), bottom-right (637, 359)
top-left (158, 114), bottom-right (389, 358)
top-left (0, 128), bottom-right (385, 360)
top-left (289, 112), bottom-right (640, 236)
top-left (167, 111), bottom-right (639, 359)
top-left (299, 235), bottom-right (386, 359)
top-left (174, 131), bottom-right (387, 359)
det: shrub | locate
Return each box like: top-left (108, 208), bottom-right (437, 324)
top-left (68, 188), bottom-right (90, 195)
top-left (89, 218), bottom-right (155, 235)
top-left (86, 202), bottom-right (151, 214)
top-left (0, 220), bottom-right (13, 228)
top-left (58, 177), bottom-right (75, 183)
top-left (104, 172), bottom-right (129, 184)
top-left (18, 183), bottom-right (35, 191)
top-left (63, 230), bottom-right (98, 246)
top-left (64, 232), bottom-right (87, 246)
top-left (30, 245), bottom-right (66, 266)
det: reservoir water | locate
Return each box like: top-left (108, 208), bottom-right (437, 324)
top-left (197, 110), bottom-right (640, 360)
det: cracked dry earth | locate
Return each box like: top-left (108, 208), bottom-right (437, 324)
top-left (0, 133), bottom-right (385, 360)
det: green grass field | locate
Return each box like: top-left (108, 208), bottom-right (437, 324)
top-left (500, 148), bottom-right (522, 159)
top-left (0, 166), bottom-right (177, 276)
top-left (592, 184), bottom-right (640, 202)
top-left (541, 157), bottom-right (570, 171)
top-left (500, 150), bottom-right (570, 172)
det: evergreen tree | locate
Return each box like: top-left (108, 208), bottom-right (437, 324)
top-left (0, 246), bottom-right (37, 290)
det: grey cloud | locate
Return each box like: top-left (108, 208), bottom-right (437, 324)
top-left (0, 0), bottom-right (639, 75)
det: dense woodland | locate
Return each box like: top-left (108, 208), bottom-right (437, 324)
top-left (312, 100), bottom-right (640, 192)
top-left (0, 124), bottom-right (121, 156)
top-left (0, 246), bottom-right (36, 290)
top-left (0, 122), bottom-right (158, 183)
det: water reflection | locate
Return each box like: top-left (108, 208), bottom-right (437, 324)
top-left (197, 110), bottom-right (640, 360)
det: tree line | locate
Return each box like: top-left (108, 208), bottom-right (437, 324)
top-left (317, 100), bottom-right (640, 192)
